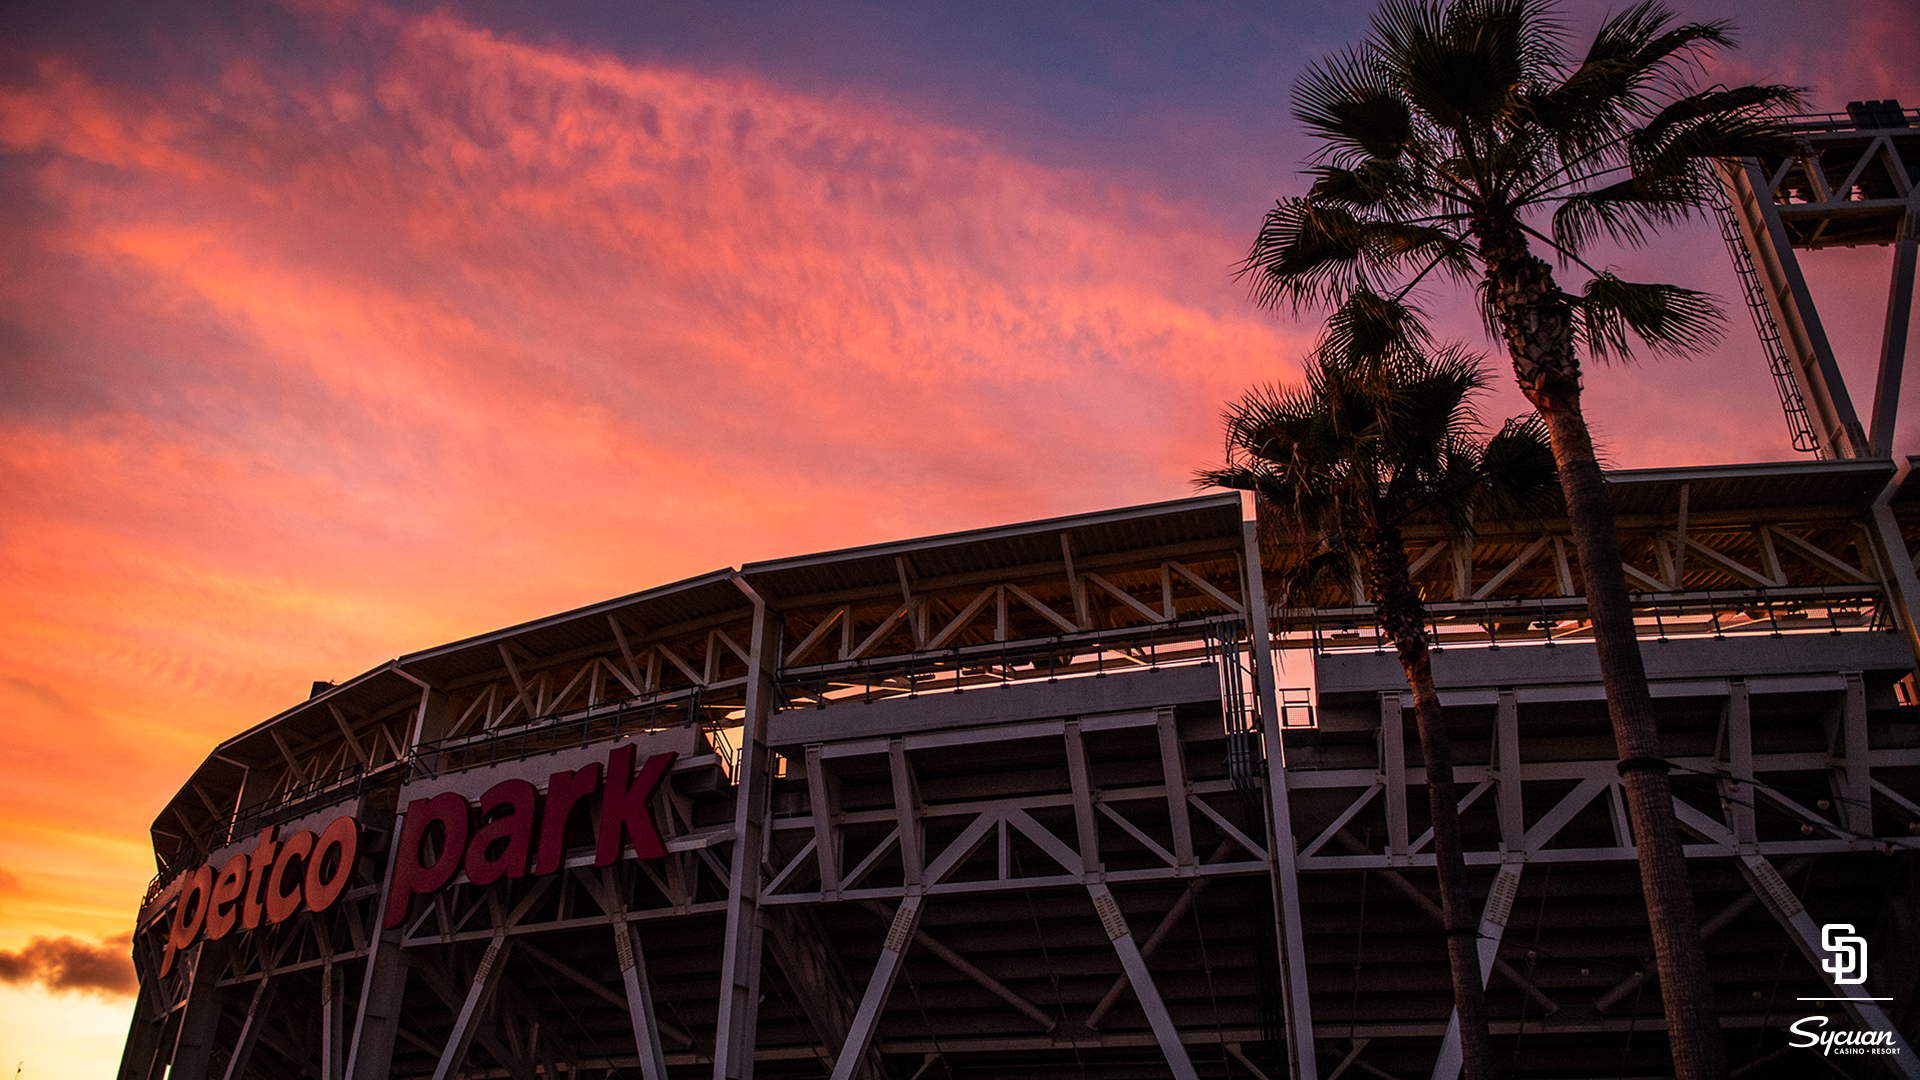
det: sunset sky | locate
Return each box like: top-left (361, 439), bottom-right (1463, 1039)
top-left (1, 0), bottom-right (1914, 1072)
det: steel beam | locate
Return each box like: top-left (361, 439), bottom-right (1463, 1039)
top-left (1727, 682), bottom-right (1756, 848)
top-left (862, 901), bottom-right (1054, 1032)
top-left (1330, 831), bottom-right (1559, 1016)
top-left (1869, 463), bottom-right (1920, 665)
top-left (1065, 720), bottom-right (1101, 875)
top-left (320, 960), bottom-right (345, 1080)
top-left (1086, 839), bottom-right (1238, 1029)
top-left (1841, 672), bottom-right (1873, 840)
top-left (164, 945), bottom-right (227, 1080)
top-left (1088, 882), bottom-right (1199, 1080)
top-left (1380, 693), bottom-right (1409, 861)
top-left (1242, 495), bottom-right (1319, 1080)
top-left (1156, 711), bottom-right (1195, 870)
top-left (615, 922), bottom-right (671, 1080)
top-left (1429, 865), bottom-right (1522, 1080)
top-left (807, 745), bottom-right (841, 897)
top-left (345, 804), bottom-right (413, 1080)
top-left (1871, 210), bottom-right (1918, 453)
top-left (828, 894), bottom-right (924, 1080)
top-left (713, 587), bottom-right (780, 1080)
top-left (1721, 158), bottom-right (1868, 457)
top-left (431, 932), bottom-right (511, 1080)
top-left (219, 974), bottom-right (278, 1080)
top-left (763, 904), bottom-right (884, 1080)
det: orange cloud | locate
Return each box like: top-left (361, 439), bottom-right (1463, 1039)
top-left (0, 0), bottom-right (1312, 953)
top-left (0, 933), bottom-right (136, 999)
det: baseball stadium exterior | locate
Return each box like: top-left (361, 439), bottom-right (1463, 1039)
top-left (120, 463), bottom-right (1920, 1080)
top-left (123, 106), bottom-right (1920, 1079)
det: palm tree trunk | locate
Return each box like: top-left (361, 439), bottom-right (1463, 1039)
top-left (1370, 529), bottom-right (1493, 1080)
top-left (1479, 228), bottom-right (1726, 1080)
top-left (1538, 402), bottom-right (1725, 1080)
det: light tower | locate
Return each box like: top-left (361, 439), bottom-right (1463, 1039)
top-left (1719, 99), bottom-right (1920, 459)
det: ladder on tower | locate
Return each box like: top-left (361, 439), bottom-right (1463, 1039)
top-left (1715, 194), bottom-right (1823, 456)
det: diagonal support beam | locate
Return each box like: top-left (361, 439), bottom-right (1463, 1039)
top-left (1676, 810), bottom-right (1919, 1077)
top-left (1332, 830), bottom-right (1558, 1016)
top-left (1088, 883), bottom-right (1199, 1080)
top-left (1086, 839), bottom-right (1238, 1029)
top-left (863, 901), bottom-right (1055, 1031)
top-left (615, 922), bottom-right (671, 1080)
top-left (516, 939), bottom-right (692, 1046)
top-left (219, 974), bottom-right (278, 1080)
top-left (1429, 865), bottom-right (1523, 1080)
top-left (828, 895), bottom-right (924, 1080)
top-left (431, 933), bottom-right (512, 1080)
top-left (1870, 209), bottom-right (1917, 454)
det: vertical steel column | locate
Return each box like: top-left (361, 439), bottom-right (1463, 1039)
top-left (1065, 720), bottom-right (1101, 875)
top-left (320, 959), bottom-right (345, 1080)
top-left (1841, 673), bottom-right (1873, 842)
top-left (163, 944), bottom-right (227, 1080)
top-left (1380, 693), bottom-right (1409, 862)
top-left (1156, 711), bottom-right (1195, 870)
top-left (806, 745), bottom-right (841, 899)
top-left (345, 803), bottom-right (413, 1080)
top-left (1240, 492), bottom-right (1320, 1080)
top-left (1868, 461), bottom-right (1920, 665)
top-left (713, 580), bottom-right (780, 1080)
top-left (1727, 682), bottom-right (1757, 849)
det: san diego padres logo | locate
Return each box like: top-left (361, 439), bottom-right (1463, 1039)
top-left (1822, 923), bottom-right (1868, 986)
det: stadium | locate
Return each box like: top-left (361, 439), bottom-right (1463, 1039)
top-left (120, 107), bottom-right (1920, 1079)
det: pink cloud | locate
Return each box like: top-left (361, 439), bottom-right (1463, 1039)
top-left (0, 0), bottom-right (1909, 957)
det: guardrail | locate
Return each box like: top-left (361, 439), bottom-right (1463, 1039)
top-left (1286, 587), bottom-right (1891, 655)
top-left (409, 692), bottom-right (712, 781)
top-left (776, 614), bottom-right (1241, 709)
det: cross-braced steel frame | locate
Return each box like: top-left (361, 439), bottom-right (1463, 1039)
top-left (124, 462), bottom-right (1920, 1080)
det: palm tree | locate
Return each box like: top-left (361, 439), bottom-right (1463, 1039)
top-left (1240, 4), bottom-right (1796, 1074)
top-left (1203, 329), bottom-right (1557, 1080)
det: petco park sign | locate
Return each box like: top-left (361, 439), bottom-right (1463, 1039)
top-left (162, 743), bottom-right (675, 974)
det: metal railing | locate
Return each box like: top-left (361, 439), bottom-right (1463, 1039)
top-left (1778, 105), bottom-right (1919, 133)
top-left (775, 614), bottom-right (1238, 711)
top-left (409, 692), bottom-right (713, 781)
top-left (1288, 587), bottom-right (1891, 656)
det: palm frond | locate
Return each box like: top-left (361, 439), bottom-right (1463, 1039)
top-left (1295, 48), bottom-right (1416, 165)
top-left (1577, 274), bottom-right (1723, 361)
top-left (1627, 84), bottom-right (1803, 179)
top-left (1549, 173), bottom-right (1696, 254)
top-left (1319, 289), bottom-right (1432, 370)
top-left (1476, 415), bottom-right (1561, 520)
top-left (1525, 3), bottom-right (1733, 158)
top-left (1241, 200), bottom-right (1472, 309)
top-left (1241, 199), bottom-right (1371, 308)
top-left (1304, 162), bottom-right (1432, 214)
